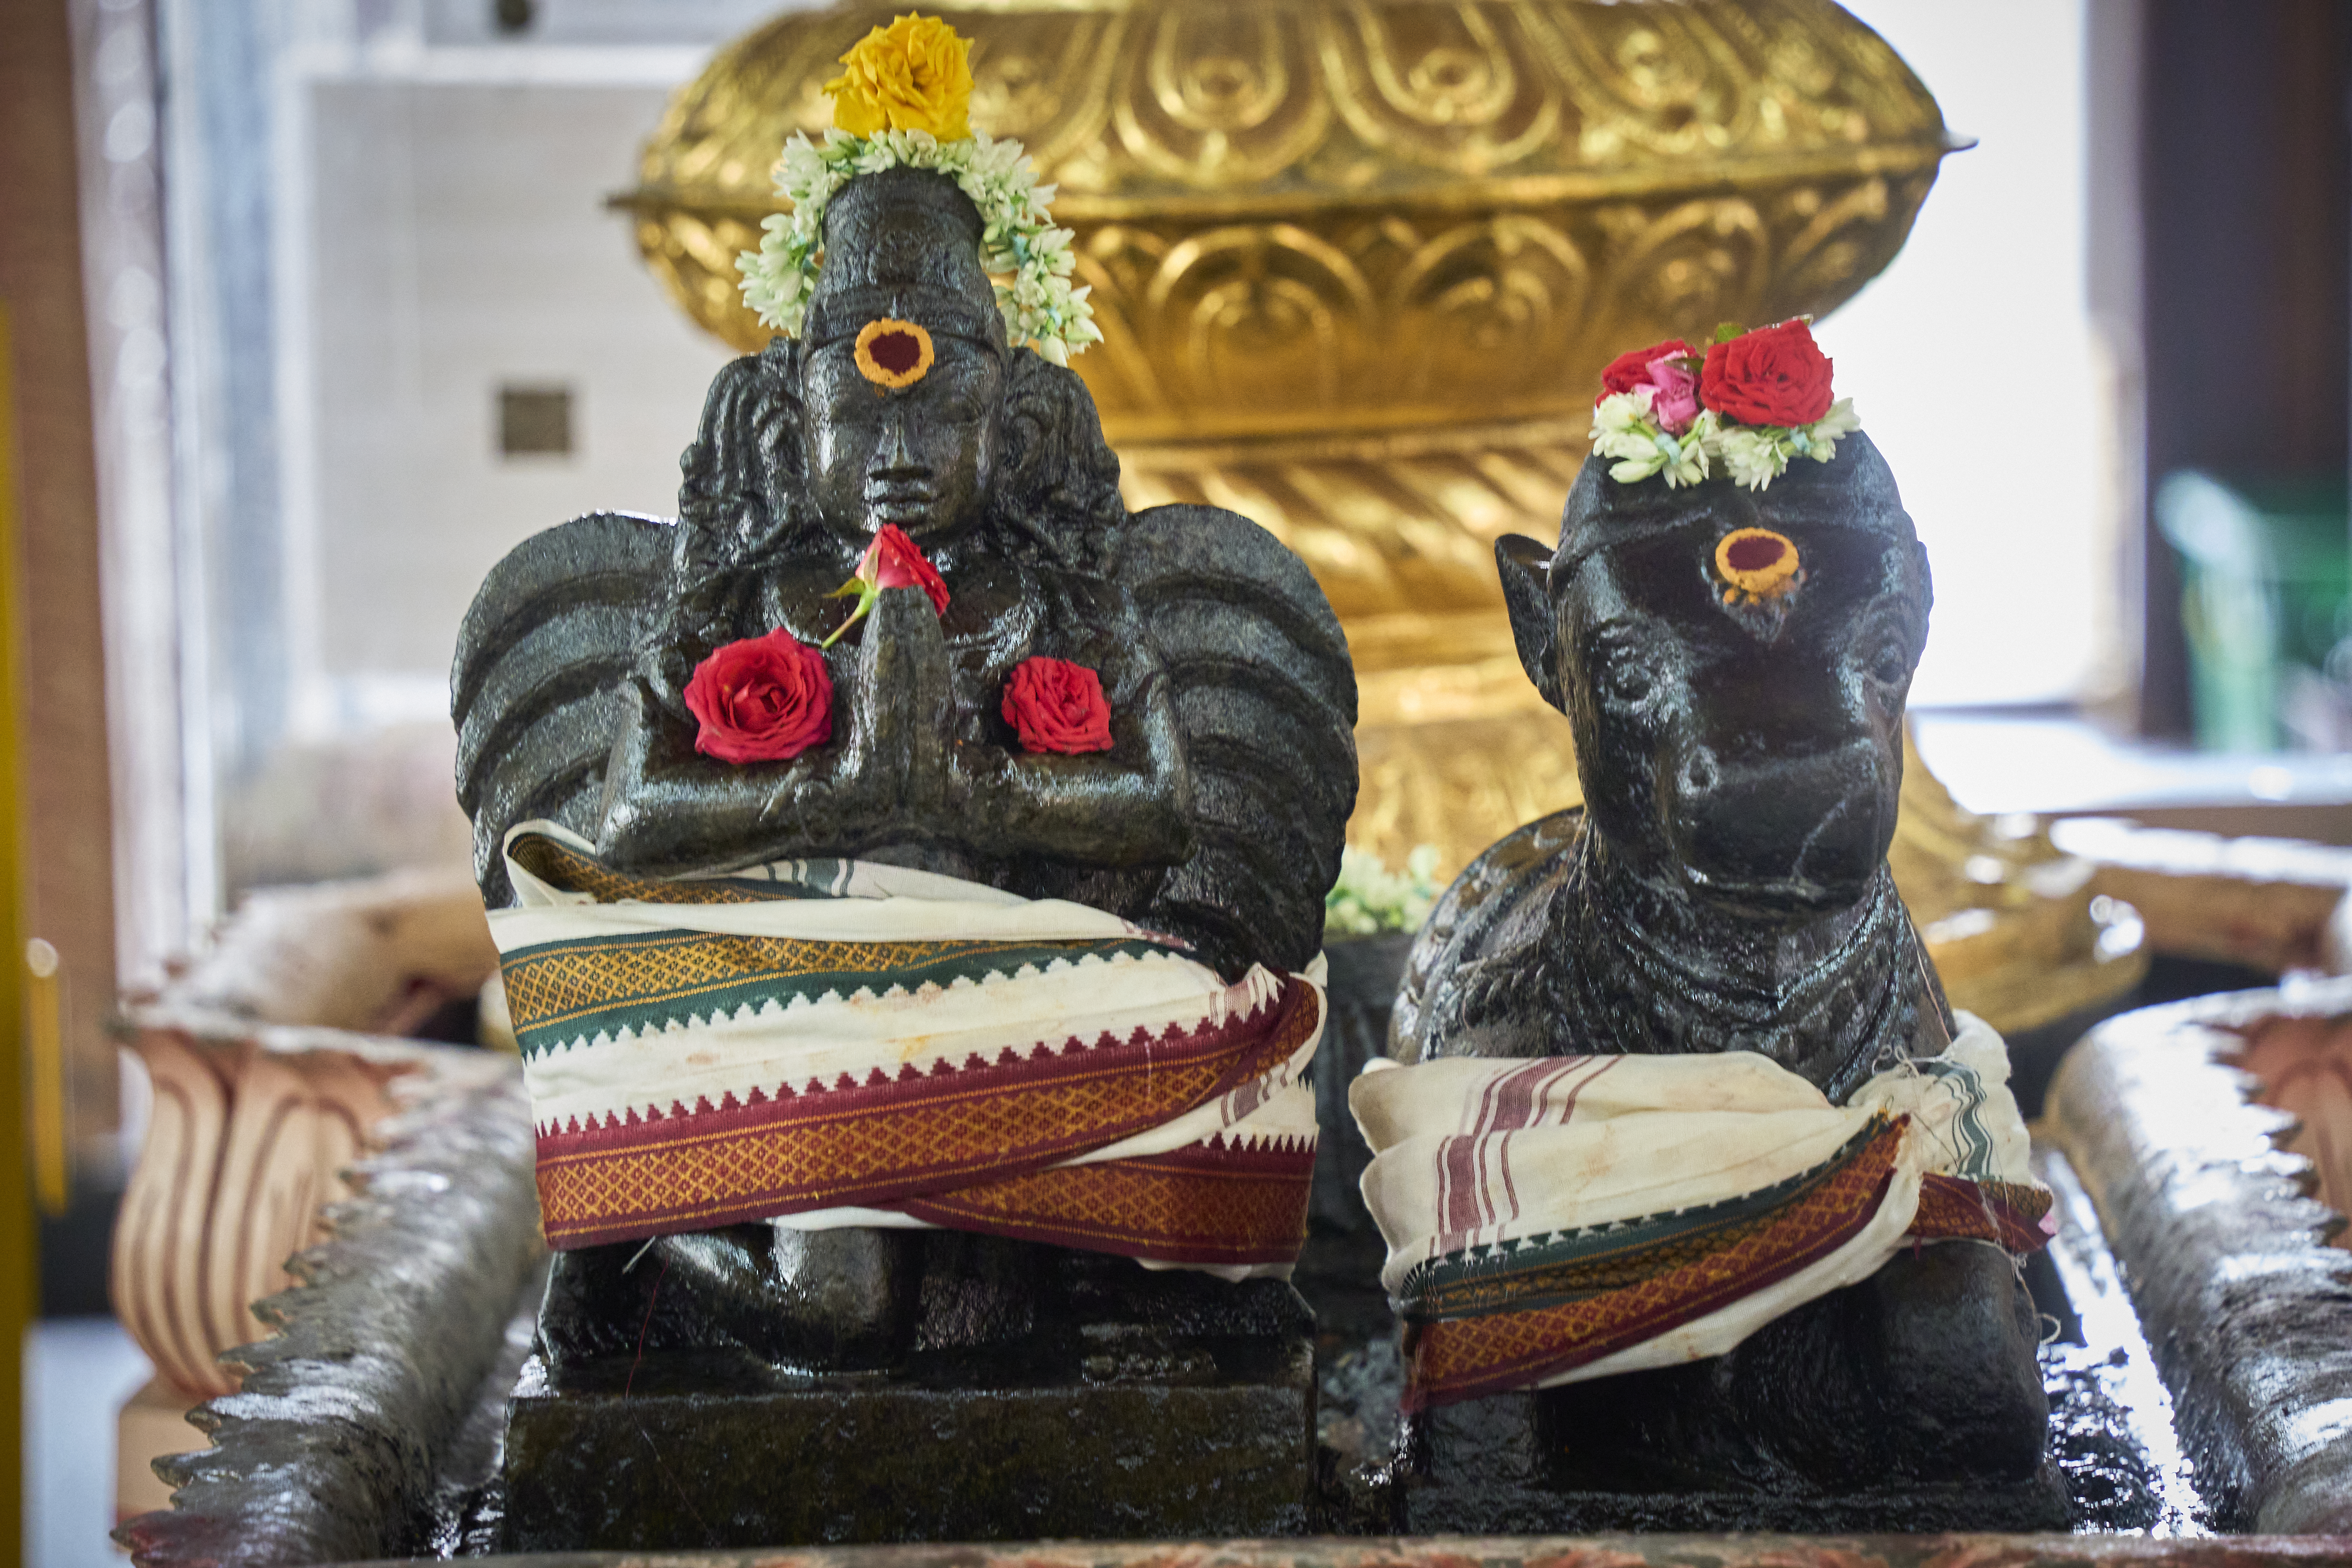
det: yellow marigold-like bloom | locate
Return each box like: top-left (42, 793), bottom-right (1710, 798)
top-left (824, 14), bottom-right (974, 141)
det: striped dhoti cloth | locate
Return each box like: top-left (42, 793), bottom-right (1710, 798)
top-left (1351, 1015), bottom-right (2053, 1409)
top-left (490, 822), bottom-right (1324, 1276)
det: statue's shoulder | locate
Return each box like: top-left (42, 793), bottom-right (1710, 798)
top-left (1113, 501), bottom-right (1354, 751)
top-left (1390, 806), bottom-right (1585, 1063)
top-left (1115, 502), bottom-right (1343, 647)
top-left (1112, 502), bottom-right (1358, 978)
top-left (451, 511), bottom-right (675, 902)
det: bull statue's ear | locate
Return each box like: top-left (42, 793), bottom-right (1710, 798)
top-left (1496, 534), bottom-right (1564, 712)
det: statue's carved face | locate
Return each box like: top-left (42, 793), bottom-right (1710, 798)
top-left (800, 327), bottom-right (1004, 551)
top-left (1509, 489), bottom-right (1929, 915)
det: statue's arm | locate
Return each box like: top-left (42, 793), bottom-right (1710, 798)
top-left (593, 673), bottom-right (834, 874)
top-left (595, 591), bottom-right (932, 872)
top-left (947, 639), bottom-right (1194, 868)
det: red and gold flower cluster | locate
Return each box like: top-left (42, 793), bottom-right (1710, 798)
top-left (1588, 319), bottom-right (1859, 492)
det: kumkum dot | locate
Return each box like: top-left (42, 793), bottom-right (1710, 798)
top-left (868, 331), bottom-right (923, 375)
top-left (854, 317), bottom-right (936, 389)
top-left (1713, 527), bottom-right (1802, 600)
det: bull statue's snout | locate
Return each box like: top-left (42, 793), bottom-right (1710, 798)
top-left (1664, 733), bottom-right (1897, 910)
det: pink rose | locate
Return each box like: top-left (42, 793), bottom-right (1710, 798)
top-left (857, 523), bottom-right (949, 616)
top-left (824, 523), bottom-right (950, 648)
top-left (1645, 355), bottom-right (1700, 435)
top-left (1598, 338), bottom-right (1695, 402)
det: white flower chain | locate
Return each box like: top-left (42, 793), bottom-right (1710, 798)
top-left (737, 128), bottom-right (1104, 366)
top-left (1589, 391), bottom-right (1860, 490)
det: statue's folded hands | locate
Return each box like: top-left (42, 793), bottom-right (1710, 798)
top-left (596, 581), bottom-right (1196, 876)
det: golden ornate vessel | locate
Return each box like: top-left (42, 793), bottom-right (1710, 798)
top-left (618, 0), bottom-right (2143, 1030)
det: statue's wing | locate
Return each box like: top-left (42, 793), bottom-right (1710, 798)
top-left (450, 513), bottom-right (674, 905)
top-left (1119, 504), bottom-right (1358, 978)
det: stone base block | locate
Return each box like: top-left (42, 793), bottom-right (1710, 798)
top-left (1391, 1382), bottom-right (2073, 1535)
top-left (500, 1335), bottom-right (1316, 1551)
top-left (1397, 1462), bottom-right (2074, 1534)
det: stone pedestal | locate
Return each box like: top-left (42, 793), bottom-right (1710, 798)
top-left (1395, 1389), bottom-right (2072, 1534)
top-left (500, 1330), bottom-right (1316, 1550)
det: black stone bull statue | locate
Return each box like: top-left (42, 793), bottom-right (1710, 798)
top-left (1389, 434), bottom-right (2053, 1509)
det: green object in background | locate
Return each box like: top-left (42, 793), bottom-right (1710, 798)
top-left (2155, 472), bottom-right (2350, 751)
top-left (1324, 844), bottom-right (1442, 937)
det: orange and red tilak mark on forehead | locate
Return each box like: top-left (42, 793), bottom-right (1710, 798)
top-left (854, 317), bottom-right (935, 388)
top-left (1714, 527), bottom-right (1803, 607)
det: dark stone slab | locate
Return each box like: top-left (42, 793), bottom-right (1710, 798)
top-left (500, 1332), bottom-right (1316, 1550)
top-left (1390, 1382), bottom-right (2071, 1534)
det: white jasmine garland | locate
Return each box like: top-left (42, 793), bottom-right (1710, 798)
top-left (1701, 398), bottom-right (1862, 491)
top-left (1324, 844), bottom-right (1443, 937)
top-left (1712, 426), bottom-right (1786, 491)
top-left (1589, 391), bottom-right (1715, 489)
top-left (737, 127), bottom-right (1104, 364)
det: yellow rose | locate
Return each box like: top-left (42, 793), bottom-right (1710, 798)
top-left (824, 13), bottom-right (974, 141)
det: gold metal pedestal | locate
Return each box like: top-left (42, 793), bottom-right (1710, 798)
top-left (617, 0), bottom-right (2143, 1032)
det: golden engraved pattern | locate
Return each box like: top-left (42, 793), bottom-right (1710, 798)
top-left (620, 0), bottom-right (1953, 443)
top-left (1118, 420), bottom-right (1589, 627)
top-left (631, 177), bottom-right (1937, 444)
top-left (617, 0), bottom-right (2142, 1039)
top-left (631, 0), bottom-right (1947, 204)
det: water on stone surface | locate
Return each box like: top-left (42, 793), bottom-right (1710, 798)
top-left (2035, 1147), bottom-right (2215, 1534)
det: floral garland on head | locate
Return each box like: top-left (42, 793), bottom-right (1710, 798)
top-left (1587, 320), bottom-right (1860, 491)
top-left (735, 13), bottom-right (1103, 366)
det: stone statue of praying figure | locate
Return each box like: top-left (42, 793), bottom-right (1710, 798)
top-left (452, 164), bottom-right (1356, 1374)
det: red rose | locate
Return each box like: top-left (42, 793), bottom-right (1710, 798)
top-left (860, 524), bottom-right (949, 617)
top-left (683, 630), bottom-right (834, 764)
top-left (1001, 656), bottom-right (1112, 754)
top-left (1596, 337), bottom-right (1695, 405)
top-left (1700, 320), bottom-right (1835, 428)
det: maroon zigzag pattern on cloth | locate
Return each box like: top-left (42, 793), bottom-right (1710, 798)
top-left (898, 1133), bottom-right (1318, 1266)
top-left (530, 976), bottom-right (1320, 1248)
top-left (1402, 1121), bottom-right (1906, 1410)
top-left (1914, 1171), bottom-right (2055, 1254)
